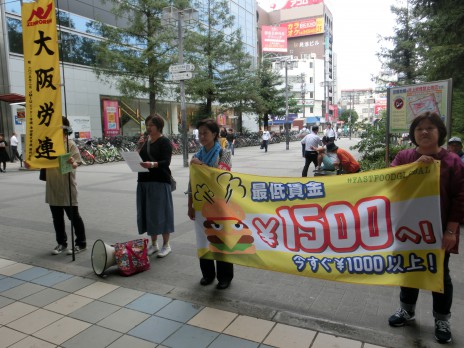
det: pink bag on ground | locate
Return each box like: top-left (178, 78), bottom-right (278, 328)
top-left (114, 238), bottom-right (150, 276)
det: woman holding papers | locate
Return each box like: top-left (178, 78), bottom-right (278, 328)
top-left (47, 117), bottom-right (86, 255)
top-left (388, 111), bottom-right (464, 344)
top-left (187, 118), bottom-right (233, 290)
top-left (138, 114), bottom-right (174, 258)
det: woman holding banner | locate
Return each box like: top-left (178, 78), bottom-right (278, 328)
top-left (187, 118), bottom-right (233, 290)
top-left (388, 111), bottom-right (464, 344)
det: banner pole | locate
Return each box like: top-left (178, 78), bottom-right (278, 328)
top-left (55, 0), bottom-right (75, 261)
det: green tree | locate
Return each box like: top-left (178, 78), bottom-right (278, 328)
top-left (339, 108), bottom-right (359, 131)
top-left (376, 1), bottom-right (425, 86)
top-left (351, 112), bottom-right (408, 171)
top-left (218, 30), bottom-right (259, 132)
top-left (378, 0), bottom-right (464, 134)
top-left (185, 0), bottom-right (237, 118)
top-left (90, 0), bottom-right (189, 117)
top-left (253, 60), bottom-right (287, 128)
top-left (410, 0), bottom-right (464, 134)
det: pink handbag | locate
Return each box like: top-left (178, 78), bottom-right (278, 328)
top-left (114, 239), bottom-right (150, 276)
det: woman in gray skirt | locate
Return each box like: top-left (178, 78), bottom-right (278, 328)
top-left (138, 114), bottom-right (174, 257)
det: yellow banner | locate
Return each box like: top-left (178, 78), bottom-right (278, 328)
top-left (22, 0), bottom-right (64, 168)
top-left (190, 162), bottom-right (445, 292)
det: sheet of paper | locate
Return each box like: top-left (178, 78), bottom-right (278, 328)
top-left (120, 151), bottom-right (149, 172)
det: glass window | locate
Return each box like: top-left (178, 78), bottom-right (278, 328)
top-left (6, 17), bottom-right (23, 54)
top-left (5, 2), bottom-right (21, 14)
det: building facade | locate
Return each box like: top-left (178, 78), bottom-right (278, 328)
top-left (0, 0), bottom-right (258, 154)
top-left (257, 0), bottom-right (337, 126)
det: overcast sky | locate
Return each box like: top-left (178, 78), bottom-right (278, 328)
top-left (325, 0), bottom-right (397, 91)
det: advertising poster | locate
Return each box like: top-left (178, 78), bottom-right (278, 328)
top-left (281, 17), bottom-right (324, 38)
top-left (21, 0), bottom-right (65, 168)
top-left (102, 100), bottom-right (120, 137)
top-left (68, 116), bottom-right (91, 139)
top-left (190, 162), bottom-right (445, 292)
top-left (388, 80), bottom-right (452, 133)
top-left (261, 26), bottom-right (288, 53)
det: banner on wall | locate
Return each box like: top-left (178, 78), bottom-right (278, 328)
top-left (102, 100), bottom-right (121, 137)
top-left (22, 0), bottom-right (65, 168)
top-left (190, 162), bottom-right (445, 292)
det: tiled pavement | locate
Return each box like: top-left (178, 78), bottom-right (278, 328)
top-left (0, 258), bottom-right (386, 348)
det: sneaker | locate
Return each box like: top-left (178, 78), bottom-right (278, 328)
top-left (435, 319), bottom-right (452, 343)
top-left (147, 242), bottom-right (159, 256)
top-left (52, 244), bottom-right (67, 255)
top-left (157, 244), bottom-right (171, 258)
top-left (66, 245), bottom-right (87, 255)
top-left (388, 308), bottom-right (415, 327)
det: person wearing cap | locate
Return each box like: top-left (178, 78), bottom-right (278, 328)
top-left (447, 137), bottom-right (464, 162)
top-left (326, 142), bottom-right (360, 174)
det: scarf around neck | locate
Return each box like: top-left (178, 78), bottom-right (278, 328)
top-left (195, 141), bottom-right (221, 167)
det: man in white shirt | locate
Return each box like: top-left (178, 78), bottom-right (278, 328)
top-left (324, 123), bottom-right (336, 142)
top-left (301, 125), bottom-right (322, 176)
top-left (10, 132), bottom-right (20, 162)
top-left (192, 128), bottom-right (199, 146)
top-left (261, 127), bottom-right (271, 152)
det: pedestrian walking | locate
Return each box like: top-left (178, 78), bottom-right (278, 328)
top-left (0, 134), bottom-right (10, 173)
top-left (261, 127), bottom-right (271, 152)
top-left (10, 132), bottom-right (20, 162)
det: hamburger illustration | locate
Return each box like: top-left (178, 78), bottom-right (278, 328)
top-left (201, 199), bottom-right (256, 254)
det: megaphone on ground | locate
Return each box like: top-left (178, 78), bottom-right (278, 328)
top-left (91, 239), bottom-right (116, 276)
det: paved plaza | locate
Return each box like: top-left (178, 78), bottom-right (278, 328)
top-left (0, 137), bottom-right (462, 348)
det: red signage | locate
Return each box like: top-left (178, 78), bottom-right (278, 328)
top-left (281, 17), bottom-right (324, 38)
top-left (258, 0), bottom-right (323, 12)
top-left (261, 26), bottom-right (288, 53)
top-left (374, 98), bottom-right (387, 116)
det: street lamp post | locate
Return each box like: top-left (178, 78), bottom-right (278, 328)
top-left (162, 7), bottom-right (198, 168)
top-left (270, 55), bottom-right (296, 150)
top-left (349, 94), bottom-right (353, 140)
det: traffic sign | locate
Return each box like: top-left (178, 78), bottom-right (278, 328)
top-left (170, 72), bottom-right (193, 81)
top-left (169, 64), bottom-right (195, 73)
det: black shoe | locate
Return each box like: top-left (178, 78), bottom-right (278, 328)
top-left (388, 308), bottom-right (415, 327)
top-left (200, 277), bottom-right (214, 286)
top-left (435, 319), bottom-right (452, 343)
top-left (216, 280), bottom-right (231, 290)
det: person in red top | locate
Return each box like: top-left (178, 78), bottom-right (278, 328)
top-left (326, 142), bottom-right (360, 173)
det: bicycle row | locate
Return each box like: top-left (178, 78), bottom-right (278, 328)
top-left (74, 131), bottom-right (302, 165)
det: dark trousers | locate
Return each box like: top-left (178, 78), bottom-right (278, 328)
top-left (228, 141), bottom-right (234, 155)
top-left (200, 259), bottom-right (234, 282)
top-left (400, 253), bottom-right (452, 319)
top-left (50, 205), bottom-right (86, 248)
top-left (261, 140), bottom-right (269, 152)
top-left (11, 146), bottom-right (20, 161)
top-left (302, 151), bottom-right (318, 176)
